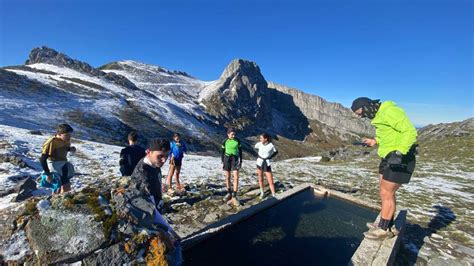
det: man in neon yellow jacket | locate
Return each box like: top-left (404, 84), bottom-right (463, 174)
top-left (351, 97), bottom-right (417, 240)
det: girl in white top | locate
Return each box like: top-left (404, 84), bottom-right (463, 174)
top-left (254, 133), bottom-right (278, 199)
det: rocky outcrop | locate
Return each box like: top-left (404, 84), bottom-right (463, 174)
top-left (0, 178), bottom-right (182, 265)
top-left (25, 203), bottom-right (106, 264)
top-left (200, 59), bottom-right (272, 131)
top-left (268, 81), bottom-right (374, 136)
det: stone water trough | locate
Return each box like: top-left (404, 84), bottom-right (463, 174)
top-left (181, 183), bottom-right (406, 266)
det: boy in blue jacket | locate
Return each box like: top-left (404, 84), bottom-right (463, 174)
top-left (164, 133), bottom-right (187, 192)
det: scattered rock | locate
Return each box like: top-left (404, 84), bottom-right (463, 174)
top-left (203, 213), bottom-right (219, 223)
top-left (423, 236), bottom-right (432, 244)
top-left (454, 244), bottom-right (474, 257)
top-left (0, 154), bottom-right (29, 168)
top-left (12, 177), bottom-right (37, 202)
top-left (431, 233), bottom-right (444, 240)
top-left (82, 243), bottom-right (131, 265)
top-left (218, 204), bottom-right (232, 211)
top-left (28, 130), bottom-right (43, 135)
top-left (25, 208), bottom-right (105, 264)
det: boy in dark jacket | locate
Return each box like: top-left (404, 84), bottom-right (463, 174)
top-left (119, 131), bottom-right (146, 176)
top-left (130, 138), bottom-right (170, 210)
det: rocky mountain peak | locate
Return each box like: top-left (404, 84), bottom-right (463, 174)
top-left (201, 59), bottom-right (272, 132)
top-left (26, 46), bottom-right (101, 76)
top-left (220, 59), bottom-right (263, 81)
top-left (25, 46), bottom-right (139, 91)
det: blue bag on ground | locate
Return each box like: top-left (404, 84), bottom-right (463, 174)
top-left (39, 172), bottom-right (61, 193)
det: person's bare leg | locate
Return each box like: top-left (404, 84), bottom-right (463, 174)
top-left (61, 183), bottom-right (71, 193)
top-left (257, 169), bottom-right (264, 191)
top-left (166, 164), bottom-right (175, 188)
top-left (266, 172), bottom-right (276, 195)
top-left (380, 179), bottom-right (400, 221)
top-left (225, 171), bottom-right (231, 191)
top-left (233, 170), bottom-right (239, 193)
top-left (175, 166), bottom-right (182, 189)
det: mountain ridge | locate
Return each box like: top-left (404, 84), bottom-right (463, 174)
top-left (1, 46), bottom-right (373, 157)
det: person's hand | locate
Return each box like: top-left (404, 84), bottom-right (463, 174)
top-left (46, 173), bottom-right (53, 183)
top-left (362, 138), bottom-right (377, 147)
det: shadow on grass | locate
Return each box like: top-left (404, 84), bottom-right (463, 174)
top-left (396, 205), bottom-right (456, 265)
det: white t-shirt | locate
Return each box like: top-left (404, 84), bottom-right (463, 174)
top-left (254, 142), bottom-right (277, 167)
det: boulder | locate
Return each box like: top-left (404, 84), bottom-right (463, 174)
top-left (25, 208), bottom-right (105, 264)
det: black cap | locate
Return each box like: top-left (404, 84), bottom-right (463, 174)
top-left (351, 97), bottom-right (379, 112)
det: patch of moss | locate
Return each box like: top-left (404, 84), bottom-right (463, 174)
top-left (63, 198), bottom-right (75, 209)
top-left (102, 211), bottom-right (118, 241)
top-left (80, 188), bottom-right (119, 241)
top-left (23, 198), bottom-right (39, 216)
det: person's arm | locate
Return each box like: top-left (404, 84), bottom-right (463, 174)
top-left (40, 139), bottom-right (52, 174)
top-left (119, 148), bottom-right (126, 166)
top-left (221, 140), bottom-right (226, 163)
top-left (268, 149), bottom-right (278, 160)
top-left (238, 140), bottom-right (243, 164)
top-left (40, 153), bottom-right (51, 174)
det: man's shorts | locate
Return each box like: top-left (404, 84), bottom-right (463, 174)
top-left (170, 157), bottom-right (182, 167)
top-left (379, 152), bottom-right (416, 184)
top-left (48, 160), bottom-right (75, 185)
top-left (223, 155), bottom-right (240, 171)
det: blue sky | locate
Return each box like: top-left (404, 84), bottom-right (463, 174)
top-left (0, 0), bottom-right (472, 126)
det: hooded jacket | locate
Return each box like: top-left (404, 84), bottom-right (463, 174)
top-left (371, 101), bottom-right (417, 158)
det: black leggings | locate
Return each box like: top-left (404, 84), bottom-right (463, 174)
top-left (61, 164), bottom-right (70, 185)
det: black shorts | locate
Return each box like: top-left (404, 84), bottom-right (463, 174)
top-left (257, 160), bottom-right (272, 173)
top-left (379, 151), bottom-right (416, 184)
top-left (223, 155), bottom-right (240, 171)
top-left (170, 158), bottom-right (182, 167)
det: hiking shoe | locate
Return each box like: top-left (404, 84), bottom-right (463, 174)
top-left (366, 222), bottom-right (378, 229)
top-left (223, 193), bottom-right (232, 202)
top-left (366, 223), bottom-right (399, 236)
top-left (363, 228), bottom-right (394, 240)
top-left (162, 184), bottom-right (169, 193)
top-left (228, 197), bottom-right (241, 207)
top-left (259, 192), bottom-right (265, 200)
